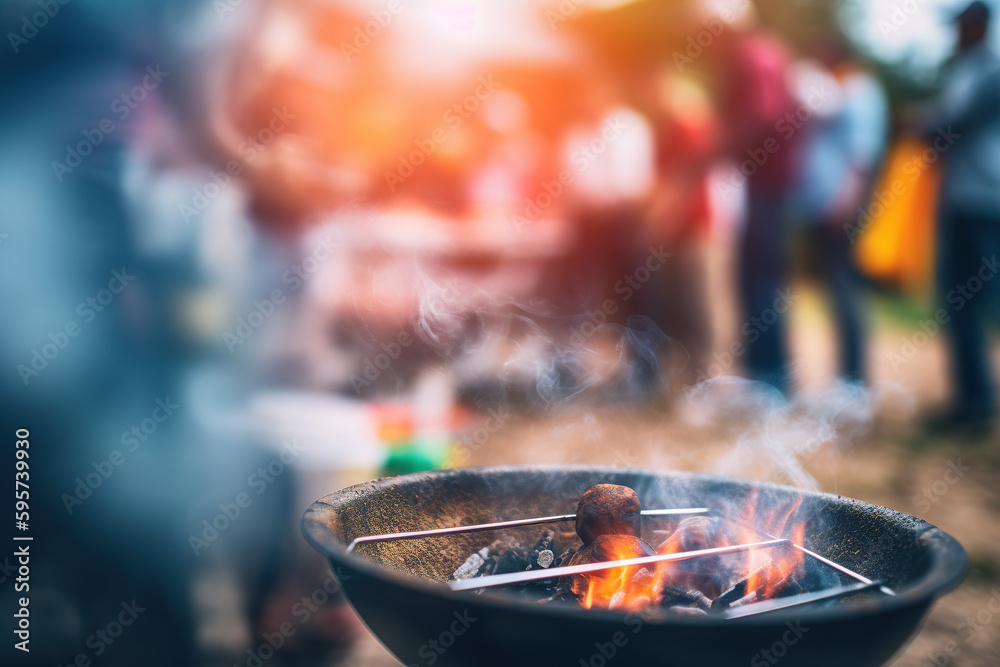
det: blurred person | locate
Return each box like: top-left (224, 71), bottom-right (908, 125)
top-left (557, 73), bottom-right (656, 324)
top-left (791, 38), bottom-right (889, 383)
top-left (0, 5), bottom-right (203, 665)
top-left (0, 2), bottom-right (372, 666)
top-left (924, 1), bottom-right (1000, 431)
top-left (712, 7), bottom-right (802, 393)
top-left (641, 70), bottom-right (719, 386)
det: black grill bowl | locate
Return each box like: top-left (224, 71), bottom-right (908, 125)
top-left (301, 465), bottom-right (967, 667)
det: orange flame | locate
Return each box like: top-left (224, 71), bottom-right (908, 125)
top-left (570, 536), bottom-right (659, 612)
top-left (571, 493), bottom-right (808, 612)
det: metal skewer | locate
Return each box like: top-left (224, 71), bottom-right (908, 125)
top-left (724, 580), bottom-right (885, 619)
top-left (449, 539), bottom-right (791, 591)
top-left (346, 507), bottom-right (710, 553)
top-left (347, 502), bottom-right (894, 616)
top-left (714, 512), bottom-right (896, 597)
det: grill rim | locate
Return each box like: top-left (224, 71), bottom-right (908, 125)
top-left (302, 464), bottom-right (968, 627)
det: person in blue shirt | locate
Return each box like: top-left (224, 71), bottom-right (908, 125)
top-left (792, 36), bottom-right (889, 383)
top-left (926, 1), bottom-right (1000, 432)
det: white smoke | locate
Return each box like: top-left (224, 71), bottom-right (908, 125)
top-left (680, 373), bottom-right (907, 490)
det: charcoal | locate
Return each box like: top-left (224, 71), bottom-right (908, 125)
top-left (526, 530), bottom-right (557, 570)
top-left (569, 535), bottom-right (655, 567)
top-left (532, 530), bottom-right (555, 554)
top-left (711, 563), bottom-right (805, 612)
top-left (453, 553), bottom-right (485, 580)
top-left (674, 516), bottom-right (721, 552)
top-left (659, 586), bottom-right (712, 612)
top-left (554, 547), bottom-right (578, 568)
top-left (478, 540), bottom-right (506, 561)
top-left (728, 591), bottom-right (758, 609)
top-left (448, 530), bottom-right (578, 604)
top-left (536, 588), bottom-right (576, 604)
top-left (631, 567), bottom-right (656, 589)
top-left (494, 546), bottom-right (530, 575)
top-left (781, 574), bottom-right (805, 596)
top-left (712, 575), bottom-right (753, 612)
top-left (476, 555), bottom-right (498, 577)
top-left (689, 590), bottom-right (713, 610)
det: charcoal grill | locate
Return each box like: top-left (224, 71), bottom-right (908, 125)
top-left (301, 465), bottom-right (967, 667)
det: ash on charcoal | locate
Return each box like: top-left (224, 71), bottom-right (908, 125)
top-left (659, 586), bottom-right (712, 612)
top-left (525, 530), bottom-right (556, 570)
top-left (712, 576), bottom-right (753, 612)
top-left (532, 530), bottom-right (555, 554)
top-left (470, 540), bottom-right (508, 578)
top-left (451, 530), bottom-right (576, 603)
top-left (453, 553), bottom-right (485, 580)
top-left (710, 565), bottom-right (806, 612)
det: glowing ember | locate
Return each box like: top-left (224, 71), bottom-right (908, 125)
top-left (565, 485), bottom-right (808, 613)
top-left (567, 534), bottom-right (656, 611)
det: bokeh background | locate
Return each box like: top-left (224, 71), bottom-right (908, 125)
top-left (1, 0), bottom-right (1000, 665)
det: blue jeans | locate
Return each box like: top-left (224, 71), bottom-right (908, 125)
top-left (738, 185), bottom-right (792, 392)
top-left (937, 210), bottom-right (1000, 414)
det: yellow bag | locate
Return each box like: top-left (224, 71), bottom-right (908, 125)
top-left (854, 137), bottom-right (940, 296)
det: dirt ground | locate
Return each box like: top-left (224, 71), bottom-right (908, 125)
top-left (327, 284), bottom-right (1000, 667)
